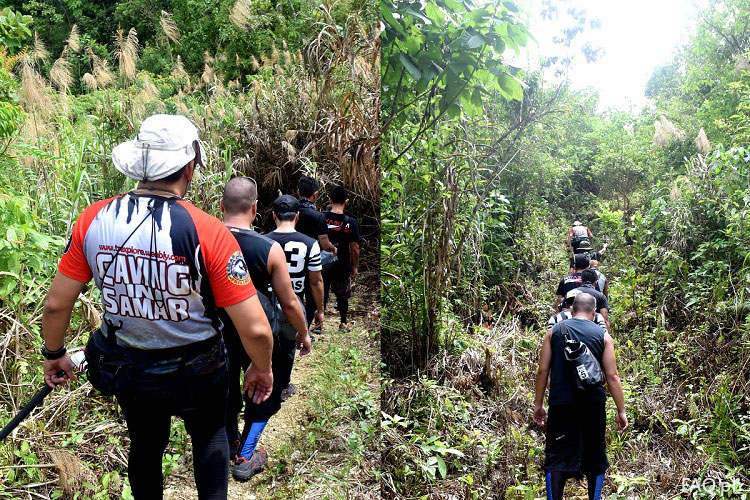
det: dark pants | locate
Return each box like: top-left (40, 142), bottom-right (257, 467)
top-left (225, 333), bottom-right (297, 445)
top-left (114, 338), bottom-right (230, 500)
top-left (323, 270), bottom-right (351, 324)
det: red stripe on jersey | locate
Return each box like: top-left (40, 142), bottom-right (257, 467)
top-left (58, 196), bottom-right (121, 283)
top-left (177, 200), bottom-right (256, 307)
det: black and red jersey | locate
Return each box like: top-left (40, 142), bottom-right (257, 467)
top-left (323, 211), bottom-right (360, 274)
top-left (58, 192), bottom-right (255, 349)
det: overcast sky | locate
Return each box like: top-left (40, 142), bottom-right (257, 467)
top-left (517, 0), bottom-right (707, 111)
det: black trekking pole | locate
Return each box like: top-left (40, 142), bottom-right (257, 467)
top-left (0, 351), bottom-right (87, 442)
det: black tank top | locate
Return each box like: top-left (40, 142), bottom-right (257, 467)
top-left (226, 226), bottom-right (274, 295)
top-left (549, 318), bottom-right (606, 405)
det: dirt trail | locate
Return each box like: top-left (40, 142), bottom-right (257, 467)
top-left (163, 300), bottom-right (360, 499)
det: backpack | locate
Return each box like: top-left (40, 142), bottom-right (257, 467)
top-left (277, 294), bottom-right (305, 341)
top-left (560, 320), bottom-right (604, 391)
top-left (571, 225), bottom-right (591, 251)
top-left (256, 290), bottom-right (280, 337)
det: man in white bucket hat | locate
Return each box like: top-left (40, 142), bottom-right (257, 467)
top-left (40, 114), bottom-right (274, 498)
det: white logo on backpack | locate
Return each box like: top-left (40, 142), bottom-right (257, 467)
top-left (576, 365), bottom-right (589, 380)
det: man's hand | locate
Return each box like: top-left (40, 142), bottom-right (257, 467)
top-left (615, 411), bottom-right (628, 433)
top-left (351, 265), bottom-right (359, 277)
top-left (243, 363), bottom-right (273, 404)
top-left (533, 405), bottom-right (547, 426)
top-left (314, 309), bottom-right (324, 329)
top-left (296, 330), bottom-right (312, 355)
top-left (43, 355), bottom-right (76, 389)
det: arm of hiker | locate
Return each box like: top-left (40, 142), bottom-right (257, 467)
top-left (602, 333), bottom-right (628, 433)
top-left (318, 233), bottom-right (336, 254)
top-left (533, 330), bottom-right (553, 426)
top-left (225, 296), bottom-right (274, 404)
top-left (555, 295), bottom-right (564, 312)
top-left (41, 272), bottom-right (86, 388)
top-left (310, 269), bottom-right (325, 328)
top-left (600, 307), bottom-right (610, 331)
top-left (350, 241), bottom-right (360, 276)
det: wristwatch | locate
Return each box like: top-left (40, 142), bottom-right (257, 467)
top-left (40, 342), bottom-right (67, 360)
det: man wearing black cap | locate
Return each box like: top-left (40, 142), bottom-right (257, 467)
top-left (40, 115), bottom-right (273, 498)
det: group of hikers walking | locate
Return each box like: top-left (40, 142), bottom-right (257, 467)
top-left (534, 220), bottom-right (627, 499)
top-left (37, 114), bottom-right (360, 497)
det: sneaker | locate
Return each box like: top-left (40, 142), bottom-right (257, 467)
top-left (338, 323), bottom-right (349, 332)
top-left (232, 449), bottom-right (268, 481)
top-left (333, 301), bottom-right (338, 310)
top-left (228, 440), bottom-right (240, 461)
top-left (312, 326), bottom-right (322, 336)
top-left (280, 383), bottom-right (297, 402)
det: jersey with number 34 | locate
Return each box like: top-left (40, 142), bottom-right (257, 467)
top-left (266, 230), bottom-right (322, 297)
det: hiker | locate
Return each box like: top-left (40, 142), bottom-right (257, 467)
top-left (589, 260), bottom-right (608, 297)
top-left (218, 177), bottom-right (311, 481)
top-left (547, 289), bottom-right (607, 333)
top-left (533, 293), bottom-right (627, 500)
top-left (40, 114), bottom-right (273, 499)
top-left (575, 269), bottom-right (610, 329)
top-left (296, 176), bottom-right (336, 331)
top-left (323, 186), bottom-right (361, 331)
top-left (567, 220), bottom-right (594, 254)
top-left (555, 254), bottom-right (590, 312)
top-left (568, 243), bottom-right (607, 273)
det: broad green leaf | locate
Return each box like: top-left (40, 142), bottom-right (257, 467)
top-left (399, 53), bottom-right (422, 81)
top-left (436, 455), bottom-right (447, 479)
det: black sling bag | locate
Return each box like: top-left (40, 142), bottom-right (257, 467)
top-left (560, 320), bottom-right (604, 391)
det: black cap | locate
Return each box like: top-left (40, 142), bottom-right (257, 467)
top-left (273, 194), bottom-right (299, 214)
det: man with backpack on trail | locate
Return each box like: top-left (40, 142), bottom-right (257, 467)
top-left (323, 186), bottom-right (361, 331)
top-left (567, 220), bottom-right (594, 254)
top-left (218, 177), bottom-right (311, 481)
top-left (40, 115), bottom-right (273, 498)
top-left (568, 243), bottom-right (607, 273)
top-left (555, 254), bottom-right (590, 312)
top-left (589, 260), bottom-right (608, 297)
top-left (547, 289), bottom-right (607, 333)
top-left (533, 293), bottom-right (628, 500)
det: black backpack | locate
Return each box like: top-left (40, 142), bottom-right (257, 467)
top-left (560, 320), bottom-right (604, 391)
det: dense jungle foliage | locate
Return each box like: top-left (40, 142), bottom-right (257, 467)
top-left (381, 0), bottom-right (750, 497)
top-left (0, 0), bottom-right (378, 496)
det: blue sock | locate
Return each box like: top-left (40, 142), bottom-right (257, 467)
top-left (239, 421), bottom-right (268, 460)
top-left (590, 473), bottom-right (604, 500)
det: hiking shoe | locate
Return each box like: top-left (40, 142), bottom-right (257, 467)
top-left (338, 323), bottom-right (349, 332)
top-left (228, 440), bottom-right (240, 461)
top-left (232, 449), bottom-right (267, 481)
top-left (280, 383), bottom-right (297, 402)
top-left (312, 326), bottom-right (322, 336)
top-left (333, 301), bottom-right (338, 310)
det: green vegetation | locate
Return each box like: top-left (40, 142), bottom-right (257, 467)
top-left (0, 0), bottom-right (377, 496)
top-left (382, 0), bottom-right (750, 497)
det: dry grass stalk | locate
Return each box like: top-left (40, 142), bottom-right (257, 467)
top-left (141, 73), bottom-right (159, 99)
top-left (204, 51), bottom-right (214, 65)
top-left (230, 0), bottom-right (252, 30)
top-left (695, 127), bottom-right (710, 153)
top-left (82, 72), bottom-right (97, 91)
top-left (202, 63), bottom-right (214, 85)
top-left (218, 52), bottom-right (227, 63)
top-left (283, 50), bottom-right (292, 68)
top-left (653, 115), bottom-right (685, 147)
top-left (250, 55), bottom-right (260, 71)
top-left (67, 24), bottom-right (80, 53)
top-left (172, 55), bottom-right (188, 80)
top-left (271, 44), bottom-right (279, 65)
top-left (48, 449), bottom-right (97, 496)
top-left (18, 57), bottom-right (51, 112)
top-left (160, 10), bottom-right (181, 46)
top-left (50, 56), bottom-right (72, 92)
top-left (93, 58), bottom-right (115, 88)
top-left (32, 32), bottom-right (49, 62)
top-left (113, 27), bottom-right (139, 82)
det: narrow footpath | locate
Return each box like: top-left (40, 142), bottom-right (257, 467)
top-left (165, 285), bottom-right (380, 499)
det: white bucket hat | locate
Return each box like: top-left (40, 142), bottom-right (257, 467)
top-left (112, 114), bottom-right (206, 181)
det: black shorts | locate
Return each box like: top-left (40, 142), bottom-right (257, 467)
top-left (544, 401), bottom-right (609, 476)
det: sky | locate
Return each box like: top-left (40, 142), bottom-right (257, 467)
top-left (518, 0), bottom-right (707, 111)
